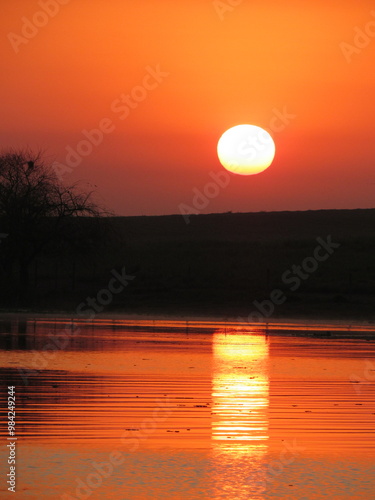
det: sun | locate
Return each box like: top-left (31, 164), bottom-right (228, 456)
top-left (217, 124), bottom-right (276, 175)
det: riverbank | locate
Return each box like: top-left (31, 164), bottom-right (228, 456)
top-left (1, 310), bottom-right (375, 340)
top-left (2, 209), bottom-right (375, 320)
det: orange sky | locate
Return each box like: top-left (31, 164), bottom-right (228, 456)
top-left (2, 0), bottom-right (375, 215)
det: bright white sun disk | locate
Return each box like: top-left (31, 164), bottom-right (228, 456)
top-left (217, 124), bottom-right (276, 175)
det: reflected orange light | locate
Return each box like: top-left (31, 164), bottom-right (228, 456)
top-left (212, 331), bottom-right (269, 443)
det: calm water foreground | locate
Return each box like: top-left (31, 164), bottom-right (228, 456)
top-left (1, 317), bottom-right (375, 500)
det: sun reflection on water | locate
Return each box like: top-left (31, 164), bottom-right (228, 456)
top-left (212, 331), bottom-right (269, 443)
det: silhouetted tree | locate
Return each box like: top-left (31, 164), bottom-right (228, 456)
top-left (0, 148), bottom-right (108, 304)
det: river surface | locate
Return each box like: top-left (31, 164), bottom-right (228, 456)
top-left (0, 317), bottom-right (375, 499)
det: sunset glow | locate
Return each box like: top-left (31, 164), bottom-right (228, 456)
top-left (2, 1), bottom-right (375, 214)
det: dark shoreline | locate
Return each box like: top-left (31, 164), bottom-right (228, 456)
top-left (2, 208), bottom-right (375, 319)
top-left (1, 310), bottom-right (375, 342)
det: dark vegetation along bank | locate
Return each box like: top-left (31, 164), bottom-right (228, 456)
top-left (2, 208), bottom-right (375, 320)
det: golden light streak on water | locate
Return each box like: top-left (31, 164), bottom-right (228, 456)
top-left (212, 332), bottom-right (269, 443)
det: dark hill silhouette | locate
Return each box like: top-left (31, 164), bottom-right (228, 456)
top-left (1, 209), bottom-right (375, 320)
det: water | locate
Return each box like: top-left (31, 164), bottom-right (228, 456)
top-left (0, 317), bottom-right (375, 499)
